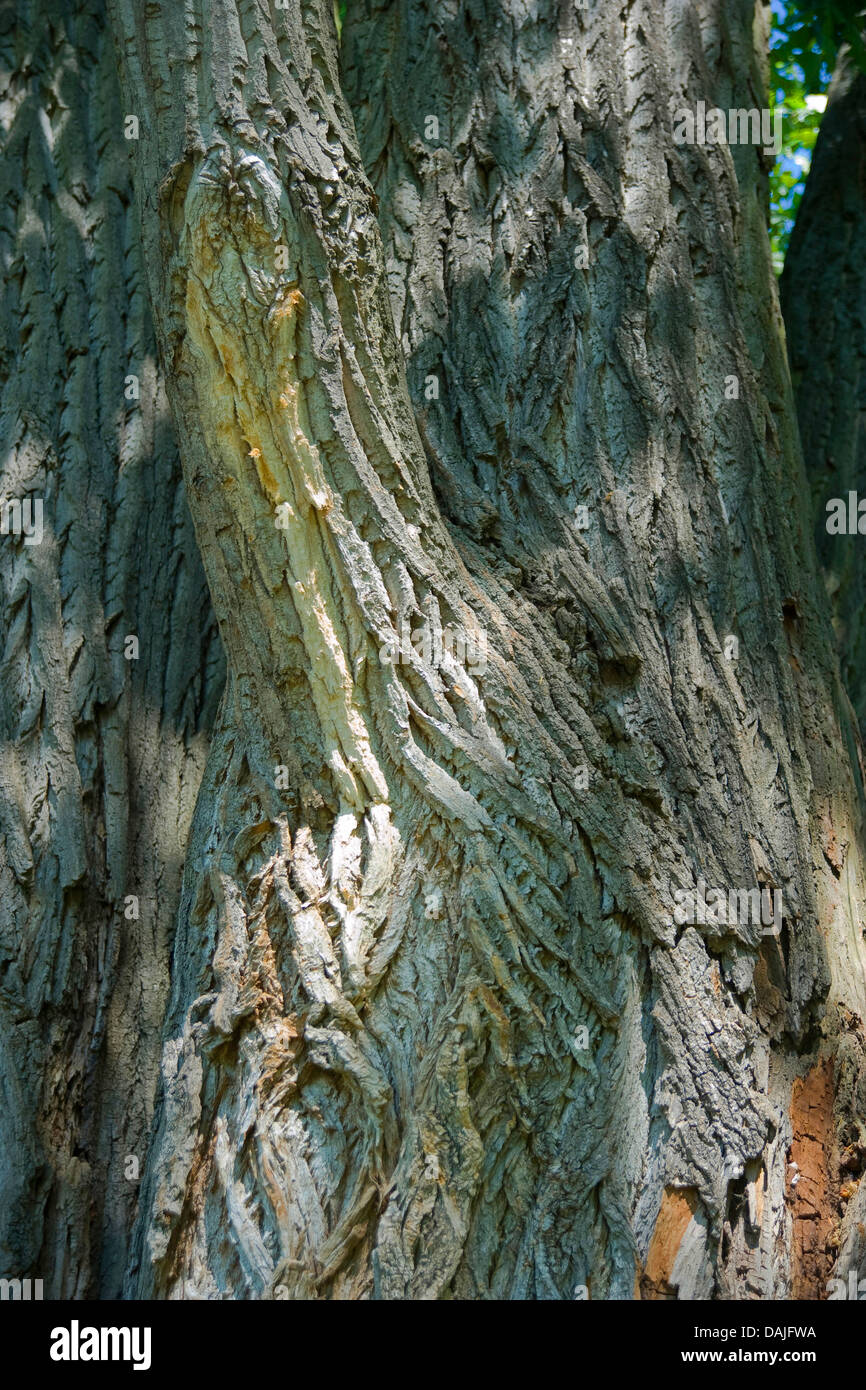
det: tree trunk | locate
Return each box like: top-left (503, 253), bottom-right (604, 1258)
top-left (780, 43), bottom-right (866, 1299)
top-left (780, 49), bottom-right (866, 740)
top-left (339, 0), bottom-right (866, 1299)
top-left (0, 0), bottom-right (223, 1297)
top-left (80, 0), bottom-right (866, 1299)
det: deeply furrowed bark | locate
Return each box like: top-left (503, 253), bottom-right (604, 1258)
top-left (108, 0), bottom-right (866, 1299)
top-left (781, 49), bottom-right (866, 741)
top-left (341, 0), bottom-right (866, 1297)
top-left (340, 0), bottom-right (866, 1300)
top-left (0, 0), bottom-right (223, 1296)
top-left (780, 45), bottom-right (866, 1294)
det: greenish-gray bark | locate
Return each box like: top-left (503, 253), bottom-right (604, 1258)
top-left (780, 44), bottom-right (866, 1292)
top-left (0, 0), bottom-right (223, 1297)
top-left (337, 0), bottom-right (866, 1299)
top-left (781, 49), bottom-right (866, 740)
top-left (102, 0), bottom-right (866, 1299)
top-left (3, 0), bottom-right (866, 1302)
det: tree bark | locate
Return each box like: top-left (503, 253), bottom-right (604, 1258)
top-left (0, 0), bottom-right (223, 1297)
top-left (92, 0), bottom-right (866, 1299)
top-left (780, 44), bottom-right (866, 1298)
top-left (339, 0), bottom-right (866, 1301)
top-left (781, 48), bottom-right (866, 740)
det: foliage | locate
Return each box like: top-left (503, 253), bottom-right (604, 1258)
top-left (770, 0), bottom-right (866, 272)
